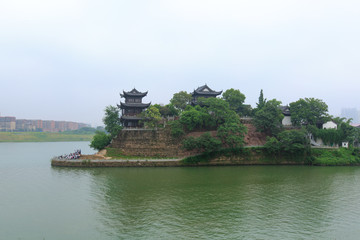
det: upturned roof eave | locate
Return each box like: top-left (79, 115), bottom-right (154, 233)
top-left (118, 102), bottom-right (151, 108)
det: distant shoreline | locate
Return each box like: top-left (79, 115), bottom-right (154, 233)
top-left (0, 132), bottom-right (94, 142)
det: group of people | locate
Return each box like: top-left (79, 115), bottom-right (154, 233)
top-left (57, 149), bottom-right (81, 160)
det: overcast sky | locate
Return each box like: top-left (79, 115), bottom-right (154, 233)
top-left (1, 0), bottom-right (359, 126)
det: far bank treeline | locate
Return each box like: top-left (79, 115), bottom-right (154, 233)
top-left (90, 88), bottom-right (360, 165)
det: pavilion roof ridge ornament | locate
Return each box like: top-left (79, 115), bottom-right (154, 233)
top-left (193, 84), bottom-right (222, 95)
top-left (120, 88), bottom-right (148, 98)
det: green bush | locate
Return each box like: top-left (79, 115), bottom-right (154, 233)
top-left (264, 136), bottom-right (280, 155)
top-left (169, 120), bottom-right (185, 138)
top-left (182, 136), bottom-right (197, 150)
top-left (312, 148), bottom-right (360, 166)
top-left (90, 131), bottom-right (111, 151)
top-left (264, 129), bottom-right (310, 156)
top-left (217, 121), bottom-right (247, 148)
top-left (182, 132), bottom-right (222, 153)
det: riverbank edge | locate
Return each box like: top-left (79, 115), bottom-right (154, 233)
top-left (51, 158), bottom-right (309, 167)
top-left (51, 147), bottom-right (360, 167)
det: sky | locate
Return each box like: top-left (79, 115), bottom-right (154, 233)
top-left (1, 0), bottom-right (359, 127)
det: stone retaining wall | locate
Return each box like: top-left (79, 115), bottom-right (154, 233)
top-left (109, 128), bottom-right (193, 158)
top-left (51, 159), bottom-right (182, 167)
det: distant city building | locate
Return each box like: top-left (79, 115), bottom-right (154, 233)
top-left (191, 84), bottom-right (222, 105)
top-left (118, 88), bottom-right (150, 128)
top-left (341, 108), bottom-right (360, 124)
top-left (0, 116), bottom-right (90, 132)
top-left (0, 116), bottom-right (16, 131)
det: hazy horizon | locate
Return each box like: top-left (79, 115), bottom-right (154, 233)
top-left (1, 0), bottom-right (359, 126)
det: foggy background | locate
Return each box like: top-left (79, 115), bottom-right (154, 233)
top-left (1, 0), bottom-right (359, 126)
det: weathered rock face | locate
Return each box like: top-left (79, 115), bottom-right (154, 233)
top-left (243, 124), bottom-right (268, 146)
top-left (109, 128), bottom-right (193, 158)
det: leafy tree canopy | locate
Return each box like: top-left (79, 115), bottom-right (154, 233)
top-left (217, 120), bottom-right (247, 148)
top-left (153, 104), bottom-right (179, 117)
top-left (170, 91), bottom-right (192, 111)
top-left (141, 105), bottom-right (162, 128)
top-left (90, 131), bottom-right (112, 151)
top-left (253, 99), bottom-right (284, 135)
top-left (182, 132), bottom-right (222, 153)
top-left (103, 105), bottom-right (122, 138)
top-left (179, 105), bottom-right (212, 131)
top-left (222, 88), bottom-right (246, 114)
top-left (198, 97), bottom-right (238, 126)
top-left (289, 98), bottom-right (329, 126)
top-left (264, 129), bottom-right (310, 156)
top-left (256, 89), bottom-right (267, 110)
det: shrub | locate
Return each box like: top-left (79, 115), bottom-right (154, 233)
top-left (182, 132), bottom-right (222, 153)
top-left (264, 136), bottom-right (280, 155)
top-left (264, 129), bottom-right (310, 156)
top-left (90, 131), bottom-right (111, 151)
top-left (169, 120), bottom-right (185, 138)
top-left (182, 136), bottom-right (197, 151)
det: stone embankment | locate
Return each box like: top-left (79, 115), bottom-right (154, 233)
top-left (51, 158), bottom-right (182, 167)
top-left (51, 156), bottom-right (304, 167)
top-left (108, 124), bottom-right (267, 158)
top-left (51, 123), bottom-right (272, 167)
top-left (108, 128), bottom-right (193, 158)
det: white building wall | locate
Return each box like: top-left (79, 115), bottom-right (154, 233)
top-left (282, 116), bottom-right (292, 126)
top-left (323, 121), bottom-right (337, 129)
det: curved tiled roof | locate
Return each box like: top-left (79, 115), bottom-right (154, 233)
top-left (192, 84), bottom-right (222, 96)
top-left (118, 102), bottom-right (151, 109)
top-left (120, 88), bottom-right (148, 98)
top-left (279, 106), bottom-right (291, 116)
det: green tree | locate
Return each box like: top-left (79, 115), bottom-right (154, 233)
top-left (256, 89), bottom-right (267, 110)
top-left (217, 120), bottom-right (247, 148)
top-left (198, 97), bottom-right (236, 126)
top-left (222, 88), bottom-right (246, 114)
top-left (168, 120), bottom-right (185, 138)
top-left (289, 98), bottom-right (329, 126)
top-left (90, 131), bottom-right (112, 151)
top-left (153, 104), bottom-right (179, 117)
top-left (180, 106), bottom-right (207, 131)
top-left (103, 105), bottom-right (122, 138)
top-left (182, 132), bottom-right (222, 152)
top-left (170, 91), bottom-right (192, 111)
top-left (142, 105), bottom-right (162, 128)
top-left (253, 99), bottom-right (284, 135)
top-left (264, 129), bottom-right (310, 156)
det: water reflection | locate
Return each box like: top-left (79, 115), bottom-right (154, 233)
top-left (52, 166), bottom-right (360, 239)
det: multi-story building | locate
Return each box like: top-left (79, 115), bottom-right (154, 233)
top-left (0, 116), bottom-right (90, 132)
top-left (0, 117), bottom-right (16, 131)
top-left (118, 88), bottom-right (150, 128)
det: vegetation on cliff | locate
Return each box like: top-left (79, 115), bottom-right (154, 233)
top-left (89, 86), bottom-right (360, 167)
top-left (173, 97), bottom-right (248, 152)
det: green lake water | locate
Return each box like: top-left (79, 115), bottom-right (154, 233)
top-left (1, 142), bottom-right (360, 239)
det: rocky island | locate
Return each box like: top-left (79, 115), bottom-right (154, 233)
top-left (52, 85), bottom-right (360, 167)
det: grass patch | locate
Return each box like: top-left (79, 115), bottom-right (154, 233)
top-left (0, 132), bottom-right (94, 142)
top-left (311, 148), bottom-right (360, 166)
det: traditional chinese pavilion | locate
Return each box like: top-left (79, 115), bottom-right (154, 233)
top-left (191, 84), bottom-right (222, 105)
top-left (118, 88), bottom-right (150, 128)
